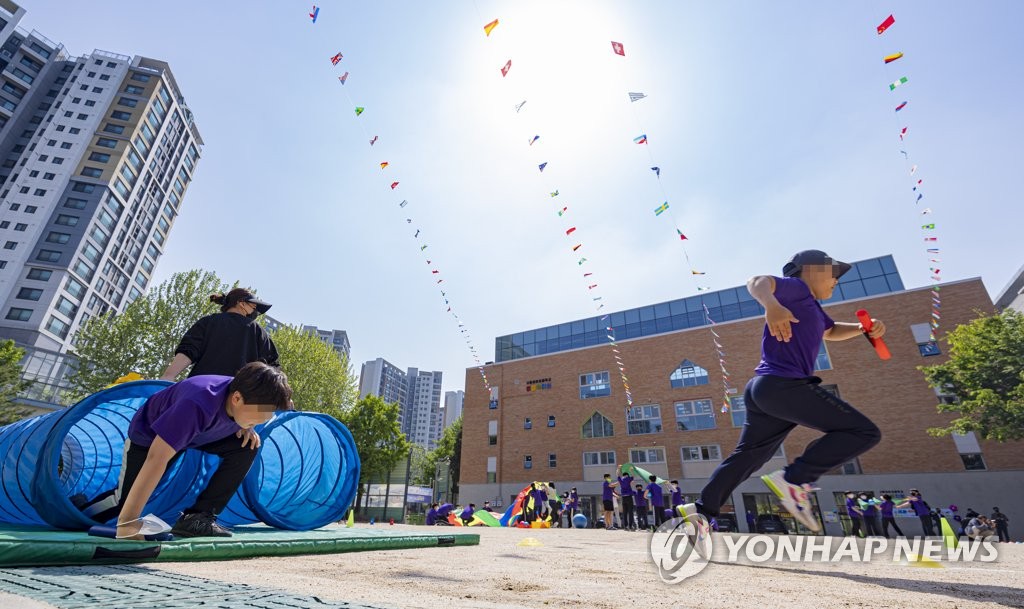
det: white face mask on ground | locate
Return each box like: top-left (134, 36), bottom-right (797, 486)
top-left (117, 513), bottom-right (171, 537)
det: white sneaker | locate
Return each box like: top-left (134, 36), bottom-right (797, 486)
top-left (760, 470), bottom-right (821, 533)
top-left (674, 503), bottom-right (712, 559)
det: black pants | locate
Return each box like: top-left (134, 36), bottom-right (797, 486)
top-left (997, 523), bottom-right (1009, 542)
top-left (863, 515), bottom-right (880, 536)
top-left (882, 516), bottom-right (904, 537)
top-left (621, 495), bottom-right (636, 529)
top-left (652, 501), bottom-right (667, 529)
top-left (918, 514), bottom-right (936, 536)
top-left (698, 375), bottom-right (881, 515)
top-left (635, 506), bottom-right (649, 530)
top-left (849, 515), bottom-right (863, 537)
top-left (93, 434), bottom-right (256, 523)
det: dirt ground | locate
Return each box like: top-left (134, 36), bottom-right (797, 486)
top-left (144, 524), bottom-right (1023, 609)
top-left (2, 525), bottom-right (1020, 608)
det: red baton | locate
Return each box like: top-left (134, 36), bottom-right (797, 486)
top-left (856, 309), bottom-right (891, 360)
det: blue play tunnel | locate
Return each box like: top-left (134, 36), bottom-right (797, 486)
top-left (0, 381), bottom-right (359, 531)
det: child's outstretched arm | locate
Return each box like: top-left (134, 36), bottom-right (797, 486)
top-left (825, 319), bottom-right (887, 341)
top-left (116, 436), bottom-right (176, 539)
top-left (748, 276), bottom-right (799, 343)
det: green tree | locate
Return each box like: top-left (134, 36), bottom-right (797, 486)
top-left (428, 416), bottom-right (462, 501)
top-left (68, 269), bottom-right (229, 397)
top-left (340, 395), bottom-right (409, 512)
top-left (920, 309), bottom-right (1024, 441)
top-left (270, 325), bottom-right (357, 418)
top-left (0, 340), bottom-right (34, 425)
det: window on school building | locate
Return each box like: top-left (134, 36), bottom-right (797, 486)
top-left (627, 405), bottom-right (662, 435)
top-left (548, 454), bottom-right (557, 468)
top-left (675, 399), bottom-right (716, 431)
top-left (910, 323), bottom-right (941, 356)
top-left (681, 445), bottom-right (721, 462)
top-left (547, 415), bottom-right (555, 428)
top-left (524, 455), bottom-right (532, 470)
top-left (487, 420), bottom-right (497, 446)
top-left (814, 342), bottom-right (832, 371)
top-left (524, 417), bottom-right (532, 430)
top-left (583, 451), bottom-right (616, 466)
top-left (670, 359), bottom-right (709, 388)
top-left (629, 447), bottom-right (666, 464)
top-left (729, 394), bottom-right (747, 427)
top-left (582, 412), bottom-right (614, 438)
top-left (579, 371), bottom-right (611, 399)
top-left (952, 432), bottom-right (986, 471)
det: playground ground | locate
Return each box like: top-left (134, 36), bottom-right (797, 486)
top-left (2, 524), bottom-right (1022, 608)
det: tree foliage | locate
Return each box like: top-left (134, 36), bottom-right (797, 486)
top-left (270, 324), bottom-right (357, 419)
top-left (340, 395), bottom-right (409, 510)
top-left (920, 310), bottom-right (1024, 441)
top-left (427, 416), bottom-right (462, 498)
top-left (68, 270), bottom-right (229, 397)
top-left (0, 340), bottom-right (34, 426)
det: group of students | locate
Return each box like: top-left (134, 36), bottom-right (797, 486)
top-left (601, 466), bottom-right (684, 531)
top-left (76, 288), bottom-right (293, 540)
top-left (846, 489), bottom-right (1012, 541)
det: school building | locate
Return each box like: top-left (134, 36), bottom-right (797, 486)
top-left (460, 255), bottom-right (1024, 535)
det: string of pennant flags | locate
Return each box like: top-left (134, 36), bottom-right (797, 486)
top-left (481, 17), bottom-right (637, 409)
top-left (307, 5), bottom-right (492, 390)
top-left (876, 13), bottom-right (943, 341)
top-left (604, 36), bottom-right (735, 414)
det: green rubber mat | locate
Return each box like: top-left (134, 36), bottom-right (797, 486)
top-left (0, 564), bottom-right (390, 608)
top-left (0, 525), bottom-right (478, 567)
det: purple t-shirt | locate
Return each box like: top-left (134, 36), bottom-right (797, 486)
top-left (880, 500), bottom-right (894, 517)
top-left (754, 277), bottom-right (835, 378)
top-left (862, 500), bottom-right (878, 517)
top-left (567, 491), bottom-right (579, 508)
top-left (909, 496), bottom-right (930, 516)
top-left (671, 487), bottom-right (682, 507)
top-left (634, 491), bottom-right (647, 509)
top-left (602, 480), bottom-right (613, 501)
top-left (647, 483), bottom-right (664, 508)
top-left (128, 375), bottom-right (241, 452)
top-left (618, 475), bottom-right (634, 496)
top-left (846, 497), bottom-right (860, 517)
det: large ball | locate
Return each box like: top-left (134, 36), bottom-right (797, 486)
top-left (572, 513), bottom-right (588, 529)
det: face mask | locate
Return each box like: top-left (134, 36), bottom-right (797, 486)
top-left (246, 310), bottom-right (260, 321)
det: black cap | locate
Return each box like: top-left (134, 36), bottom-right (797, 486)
top-left (783, 250), bottom-right (852, 279)
top-left (243, 296), bottom-right (272, 314)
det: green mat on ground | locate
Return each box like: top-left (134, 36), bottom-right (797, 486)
top-left (0, 525), bottom-right (478, 567)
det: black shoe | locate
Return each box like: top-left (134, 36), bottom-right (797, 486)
top-left (170, 512), bottom-right (232, 538)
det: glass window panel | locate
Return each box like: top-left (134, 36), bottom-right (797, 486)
top-left (670, 298), bottom-right (687, 315)
top-left (624, 308), bottom-right (640, 324)
top-left (571, 320), bottom-right (584, 334)
top-left (654, 302), bottom-right (671, 318)
top-left (686, 296), bottom-right (704, 312)
top-left (841, 281), bottom-right (866, 299)
top-left (886, 273), bottom-right (904, 291)
top-left (879, 255), bottom-right (898, 275)
top-left (610, 312), bottom-right (625, 327)
top-left (640, 319), bottom-right (656, 335)
top-left (863, 276), bottom-right (889, 295)
top-left (584, 317), bottom-right (597, 332)
top-left (639, 306), bottom-right (655, 322)
top-left (700, 292), bottom-right (721, 308)
top-left (719, 289), bottom-right (738, 305)
top-left (857, 258), bottom-right (883, 278)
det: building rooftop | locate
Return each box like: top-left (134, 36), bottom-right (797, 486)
top-left (495, 255), bottom-right (904, 363)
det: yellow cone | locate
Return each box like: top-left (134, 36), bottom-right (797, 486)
top-left (905, 554), bottom-right (943, 568)
top-left (516, 537), bottom-right (543, 547)
top-left (346, 508), bottom-right (354, 528)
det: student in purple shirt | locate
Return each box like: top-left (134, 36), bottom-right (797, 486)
top-left (459, 503), bottom-right (476, 525)
top-left (426, 503), bottom-right (439, 526)
top-left (879, 494), bottom-right (904, 538)
top-left (896, 489), bottom-right (934, 536)
top-left (634, 484), bottom-right (649, 530)
top-left (676, 251), bottom-right (884, 535)
top-left (111, 362), bottom-right (292, 539)
top-left (669, 480), bottom-right (683, 510)
top-left (616, 466), bottom-right (636, 531)
top-left (565, 487), bottom-right (580, 522)
top-left (602, 474), bottom-right (618, 530)
top-left (845, 491), bottom-right (864, 537)
top-left (860, 493), bottom-right (881, 537)
top-left (646, 476), bottom-right (666, 529)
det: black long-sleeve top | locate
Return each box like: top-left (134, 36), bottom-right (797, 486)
top-left (174, 312), bottom-right (280, 378)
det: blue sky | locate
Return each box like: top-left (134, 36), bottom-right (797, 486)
top-left (24, 1), bottom-right (1024, 397)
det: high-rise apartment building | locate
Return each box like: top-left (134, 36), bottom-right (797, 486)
top-left (301, 325), bottom-right (350, 360)
top-left (0, 0), bottom-right (201, 354)
top-left (359, 357), bottom-right (444, 450)
top-left (443, 389), bottom-right (464, 429)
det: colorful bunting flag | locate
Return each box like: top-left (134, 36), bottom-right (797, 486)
top-left (651, 166), bottom-right (660, 177)
top-left (895, 101), bottom-right (907, 112)
top-left (884, 52), bottom-right (904, 64)
top-left (515, 100), bottom-right (526, 112)
top-left (629, 92), bottom-right (647, 102)
top-left (922, 223), bottom-right (935, 229)
top-left (399, 200), bottom-right (407, 207)
top-left (611, 41), bottom-right (625, 56)
top-left (338, 72), bottom-right (349, 84)
top-left (654, 202), bottom-right (669, 216)
top-left (558, 207), bottom-right (567, 216)
top-left (538, 162), bottom-right (547, 172)
top-left (483, 18), bottom-right (499, 36)
top-left (910, 165), bottom-right (918, 174)
top-left (550, 190), bottom-right (559, 197)
top-left (634, 134), bottom-right (648, 144)
top-left (578, 258), bottom-right (587, 265)
top-left (355, 106), bottom-right (365, 116)
top-left (588, 284), bottom-right (598, 290)
top-left (566, 227), bottom-right (576, 235)
top-left (692, 270), bottom-right (705, 275)
top-left (921, 208), bottom-right (932, 214)
top-left (877, 14), bottom-right (895, 35)
top-left (390, 181), bottom-right (399, 189)
top-left (331, 52), bottom-right (343, 66)
top-left (677, 229), bottom-right (687, 240)
top-left (529, 135), bottom-right (539, 145)
top-left (309, 5), bottom-right (319, 23)
top-left (501, 60), bottom-right (511, 77)
top-left (380, 162), bottom-right (389, 169)
top-left (899, 127), bottom-right (908, 140)
top-left (370, 136), bottom-right (378, 146)
top-left (889, 76), bottom-right (908, 91)
top-left (572, 244), bottom-right (582, 252)
top-left (420, 244), bottom-right (428, 251)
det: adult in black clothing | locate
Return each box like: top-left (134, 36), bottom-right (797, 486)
top-left (160, 288), bottom-right (278, 381)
